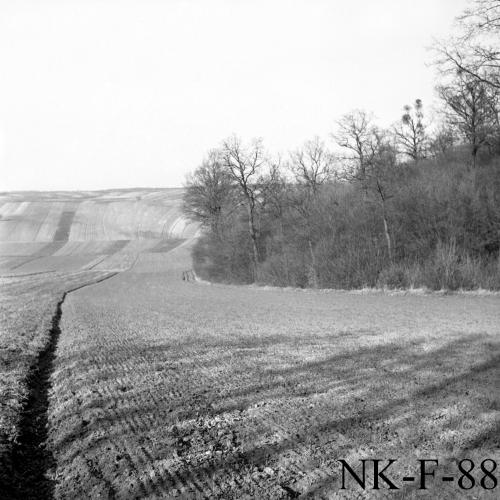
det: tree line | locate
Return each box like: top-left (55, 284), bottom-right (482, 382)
top-left (183, 0), bottom-right (500, 290)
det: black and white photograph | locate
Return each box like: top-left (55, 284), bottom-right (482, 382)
top-left (0, 0), bottom-right (499, 498)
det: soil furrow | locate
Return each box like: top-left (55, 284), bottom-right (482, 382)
top-left (0, 298), bottom-right (63, 499)
top-left (0, 272), bottom-right (118, 500)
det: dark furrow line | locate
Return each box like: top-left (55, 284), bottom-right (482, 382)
top-left (9, 256), bottom-right (43, 271)
top-left (85, 254), bottom-right (110, 270)
top-left (0, 272), bottom-right (118, 500)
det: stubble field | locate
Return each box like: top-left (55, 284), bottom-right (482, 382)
top-left (0, 190), bottom-right (499, 499)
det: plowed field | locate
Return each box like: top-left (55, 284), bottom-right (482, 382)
top-left (48, 245), bottom-right (499, 499)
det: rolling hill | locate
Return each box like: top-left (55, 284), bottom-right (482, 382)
top-left (0, 189), bottom-right (199, 275)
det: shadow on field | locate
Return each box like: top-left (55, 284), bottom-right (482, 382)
top-left (51, 331), bottom-right (499, 498)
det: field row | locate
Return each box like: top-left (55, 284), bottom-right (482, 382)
top-left (0, 198), bottom-right (197, 243)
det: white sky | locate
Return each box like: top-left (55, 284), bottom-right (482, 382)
top-left (0, 0), bottom-right (468, 191)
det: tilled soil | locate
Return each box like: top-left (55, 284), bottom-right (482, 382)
top-left (44, 248), bottom-right (500, 499)
top-left (0, 273), bottom-right (118, 500)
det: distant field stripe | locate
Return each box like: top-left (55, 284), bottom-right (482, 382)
top-left (32, 202), bottom-right (55, 241)
top-left (0, 202), bottom-right (18, 217)
top-left (104, 240), bottom-right (130, 254)
top-left (148, 238), bottom-right (185, 253)
top-left (0, 219), bottom-right (19, 242)
top-left (15, 203), bottom-right (51, 242)
top-left (13, 201), bottom-right (30, 215)
top-left (0, 242), bottom-right (47, 256)
top-left (1, 270), bottom-right (57, 278)
top-left (36, 203), bottom-right (65, 241)
top-left (9, 256), bottom-right (42, 270)
top-left (52, 242), bottom-right (81, 256)
top-left (11, 201), bottom-right (30, 215)
top-left (35, 241), bottom-right (68, 256)
top-left (0, 256), bottom-right (32, 272)
top-left (53, 211), bottom-right (76, 241)
top-left (13, 255), bottom-right (98, 273)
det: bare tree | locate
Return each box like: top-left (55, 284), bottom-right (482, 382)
top-left (334, 110), bottom-right (375, 185)
top-left (259, 156), bottom-right (289, 220)
top-left (221, 136), bottom-right (266, 280)
top-left (364, 129), bottom-right (399, 261)
top-left (434, 1), bottom-right (500, 90)
top-left (336, 116), bottom-right (398, 261)
top-left (394, 99), bottom-right (427, 161)
top-left (290, 137), bottom-right (335, 193)
top-left (459, 0), bottom-right (500, 32)
top-left (437, 72), bottom-right (499, 168)
top-left (288, 137), bottom-right (335, 287)
top-left (183, 150), bottom-right (235, 237)
top-left (259, 159), bottom-right (292, 282)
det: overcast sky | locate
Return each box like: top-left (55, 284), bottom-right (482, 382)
top-left (0, 0), bottom-right (468, 191)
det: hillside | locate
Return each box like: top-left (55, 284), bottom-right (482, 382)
top-left (0, 189), bottom-right (199, 275)
top-left (0, 189), bottom-right (499, 499)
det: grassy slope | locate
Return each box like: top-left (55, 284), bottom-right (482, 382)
top-left (47, 244), bottom-right (500, 499)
